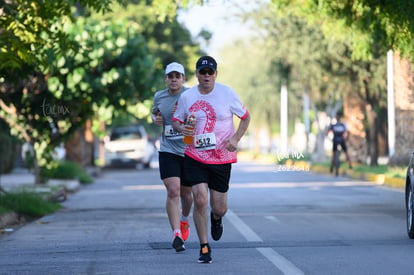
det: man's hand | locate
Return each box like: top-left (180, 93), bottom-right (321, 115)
top-left (225, 113), bottom-right (250, 152)
top-left (154, 112), bottom-right (163, 126)
top-left (182, 124), bottom-right (195, 136)
top-left (225, 137), bottom-right (238, 152)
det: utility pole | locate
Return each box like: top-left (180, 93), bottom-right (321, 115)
top-left (387, 50), bottom-right (395, 158)
top-left (280, 84), bottom-right (288, 153)
top-left (303, 91), bottom-right (310, 154)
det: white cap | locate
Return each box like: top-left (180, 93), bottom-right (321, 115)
top-left (165, 62), bottom-right (185, 75)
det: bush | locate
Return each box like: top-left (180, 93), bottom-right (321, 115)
top-left (0, 205), bottom-right (9, 215)
top-left (41, 160), bottom-right (93, 184)
top-left (0, 191), bottom-right (60, 217)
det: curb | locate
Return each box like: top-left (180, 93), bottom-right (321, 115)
top-left (310, 164), bottom-right (405, 189)
top-left (0, 212), bottom-right (19, 229)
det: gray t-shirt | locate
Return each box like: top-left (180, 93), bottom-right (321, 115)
top-left (152, 87), bottom-right (187, 156)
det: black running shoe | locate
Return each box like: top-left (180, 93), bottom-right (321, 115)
top-left (172, 235), bottom-right (185, 252)
top-left (210, 212), bottom-right (223, 241)
top-left (198, 244), bottom-right (212, 264)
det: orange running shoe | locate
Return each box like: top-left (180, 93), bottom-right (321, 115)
top-left (180, 220), bottom-right (190, 241)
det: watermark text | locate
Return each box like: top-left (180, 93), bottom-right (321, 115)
top-left (274, 149), bottom-right (310, 172)
top-left (41, 98), bottom-right (70, 116)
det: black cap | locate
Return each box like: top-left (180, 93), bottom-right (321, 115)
top-left (196, 56), bottom-right (217, 71)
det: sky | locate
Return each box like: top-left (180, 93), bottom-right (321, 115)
top-left (177, 0), bottom-right (260, 56)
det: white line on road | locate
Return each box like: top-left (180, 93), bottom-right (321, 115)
top-left (265, 215), bottom-right (280, 222)
top-left (226, 209), bottom-right (262, 242)
top-left (257, 247), bottom-right (305, 275)
top-left (121, 180), bottom-right (378, 191)
top-left (226, 209), bottom-right (304, 275)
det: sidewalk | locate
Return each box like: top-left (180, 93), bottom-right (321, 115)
top-left (0, 167), bottom-right (82, 192)
top-left (0, 168), bottom-right (35, 191)
top-left (0, 169), bottom-right (34, 229)
top-left (0, 168), bottom-right (79, 229)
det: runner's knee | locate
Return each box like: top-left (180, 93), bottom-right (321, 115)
top-left (212, 207), bottom-right (227, 218)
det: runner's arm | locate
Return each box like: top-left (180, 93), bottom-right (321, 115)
top-left (226, 112), bottom-right (251, 152)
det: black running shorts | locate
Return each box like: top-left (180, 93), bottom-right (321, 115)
top-left (333, 140), bottom-right (347, 152)
top-left (183, 155), bottom-right (232, 193)
top-left (158, 152), bottom-right (191, 187)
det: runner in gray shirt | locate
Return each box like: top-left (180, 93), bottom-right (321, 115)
top-left (151, 62), bottom-right (193, 252)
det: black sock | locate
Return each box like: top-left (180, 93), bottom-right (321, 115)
top-left (200, 243), bottom-right (209, 254)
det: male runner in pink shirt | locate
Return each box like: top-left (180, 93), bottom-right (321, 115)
top-left (173, 56), bottom-right (250, 264)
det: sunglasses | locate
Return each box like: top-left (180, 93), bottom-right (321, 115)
top-left (167, 73), bottom-right (182, 79)
top-left (198, 69), bottom-right (215, 75)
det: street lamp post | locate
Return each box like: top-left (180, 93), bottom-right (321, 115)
top-left (387, 50), bottom-right (395, 159)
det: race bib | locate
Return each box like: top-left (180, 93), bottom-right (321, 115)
top-left (194, 132), bottom-right (216, 151)
top-left (165, 125), bottom-right (183, 140)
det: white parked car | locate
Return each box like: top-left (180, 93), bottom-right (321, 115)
top-left (104, 125), bottom-right (155, 169)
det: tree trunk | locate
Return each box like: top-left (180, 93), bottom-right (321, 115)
top-left (313, 129), bottom-right (326, 163)
top-left (312, 110), bottom-right (327, 163)
top-left (365, 104), bottom-right (378, 166)
top-left (65, 120), bottom-right (95, 167)
top-left (344, 90), bottom-right (367, 164)
top-left (389, 53), bottom-right (414, 165)
top-left (32, 145), bottom-right (42, 185)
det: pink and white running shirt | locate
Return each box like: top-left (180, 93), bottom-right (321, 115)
top-left (173, 82), bottom-right (249, 164)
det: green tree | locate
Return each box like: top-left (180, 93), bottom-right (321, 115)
top-left (0, 0), bottom-right (116, 73)
top-left (266, 8), bottom-right (388, 165)
top-left (0, 18), bottom-right (158, 184)
top-left (1, 0), bottom-right (121, 183)
top-left (219, 2), bottom-right (388, 164)
top-left (0, 0), bottom-right (199, 77)
top-left (0, 0), bottom-right (203, 183)
top-left (91, 1), bottom-right (202, 81)
top-left (272, 0), bottom-right (414, 61)
top-left (269, 0), bottom-right (406, 164)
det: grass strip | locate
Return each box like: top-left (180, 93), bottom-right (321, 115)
top-left (0, 191), bottom-right (61, 217)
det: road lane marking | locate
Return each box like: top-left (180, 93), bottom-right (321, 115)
top-left (257, 247), bottom-right (305, 275)
top-left (226, 209), bottom-right (262, 242)
top-left (121, 180), bottom-right (377, 191)
top-left (122, 185), bottom-right (164, 190)
top-left (265, 215), bottom-right (280, 222)
top-left (231, 181), bottom-right (378, 188)
top-left (226, 209), bottom-right (304, 275)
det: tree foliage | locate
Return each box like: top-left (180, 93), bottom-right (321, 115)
top-left (48, 18), bottom-right (160, 134)
top-left (0, 0), bottom-right (202, 183)
top-left (219, 1), bottom-right (388, 163)
top-left (272, 0), bottom-right (414, 61)
top-left (91, 1), bottom-right (202, 81)
top-left (266, 0), bottom-right (400, 164)
top-left (0, 0), bottom-right (116, 74)
top-left (0, 18), bottom-right (158, 182)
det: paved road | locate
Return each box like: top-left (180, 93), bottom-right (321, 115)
top-left (0, 161), bottom-right (412, 275)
